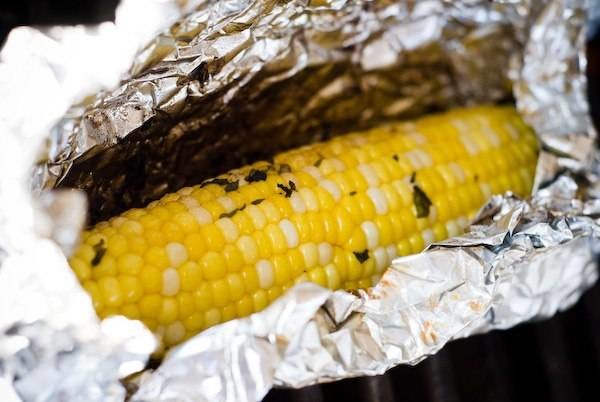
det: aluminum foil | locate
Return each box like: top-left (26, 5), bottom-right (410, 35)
top-left (35, 0), bottom-right (539, 223)
top-left (0, 1), bottom-right (201, 401)
top-left (1, 0), bottom-right (598, 401)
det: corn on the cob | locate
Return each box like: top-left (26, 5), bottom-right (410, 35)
top-left (68, 106), bottom-right (538, 347)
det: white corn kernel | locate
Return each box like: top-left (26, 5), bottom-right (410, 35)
top-left (422, 229), bottom-right (435, 246)
top-left (217, 196), bottom-right (236, 212)
top-left (360, 221), bottom-right (380, 249)
top-left (165, 322), bottom-right (185, 345)
top-left (279, 219), bottom-right (299, 248)
top-left (367, 188), bottom-right (389, 215)
top-left (479, 183), bottom-right (492, 199)
top-left (386, 244), bottom-right (397, 261)
top-left (299, 243), bottom-right (318, 268)
top-left (256, 260), bottom-right (275, 289)
top-left (320, 179), bottom-right (341, 201)
top-left (448, 163), bottom-right (466, 183)
top-left (302, 165), bottom-right (322, 179)
top-left (290, 192), bottom-right (307, 213)
top-left (162, 268), bottom-right (180, 296)
top-left (318, 242), bottom-right (333, 266)
top-left (180, 196), bottom-right (199, 209)
top-left (245, 205), bottom-right (267, 229)
top-left (324, 263), bottom-right (341, 288)
top-left (446, 220), bottom-right (460, 237)
top-left (190, 206), bottom-right (212, 225)
top-left (216, 218), bottom-right (239, 243)
top-left (329, 158), bottom-right (346, 172)
top-left (372, 247), bottom-right (388, 273)
top-left (358, 164), bottom-right (380, 187)
top-left (299, 188), bottom-right (319, 211)
top-left (166, 242), bottom-right (188, 267)
top-left (456, 216), bottom-right (469, 231)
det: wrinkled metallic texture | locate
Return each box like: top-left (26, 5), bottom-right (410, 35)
top-left (0, 1), bottom-right (199, 401)
top-left (36, 0), bottom-right (536, 223)
top-left (0, 0), bottom-right (596, 401)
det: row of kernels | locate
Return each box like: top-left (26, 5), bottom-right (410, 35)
top-left (93, 267), bottom-right (271, 319)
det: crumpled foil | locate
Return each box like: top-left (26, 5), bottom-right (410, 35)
top-left (0, 1), bottom-right (201, 401)
top-left (1, 0), bottom-right (598, 401)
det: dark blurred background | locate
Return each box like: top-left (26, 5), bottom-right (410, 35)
top-left (1, 1), bottom-right (600, 401)
top-left (0, 0), bottom-right (119, 42)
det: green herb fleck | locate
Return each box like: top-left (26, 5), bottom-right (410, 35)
top-left (392, 154), bottom-right (399, 162)
top-left (91, 239), bottom-right (107, 266)
top-left (219, 210), bottom-right (236, 219)
top-left (277, 181), bottom-right (297, 198)
top-left (224, 180), bottom-right (239, 192)
top-left (251, 198), bottom-right (264, 205)
top-left (349, 191), bottom-right (357, 196)
top-left (353, 250), bottom-right (369, 263)
top-left (201, 177), bottom-right (229, 188)
top-left (219, 203), bottom-right (246, 219)
top-left (413, 185), bottom-right (432, 218)
top-left (245, 169), bottom-right (267, 182)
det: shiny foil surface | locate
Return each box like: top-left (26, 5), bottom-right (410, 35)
top-left (0, 0), bottom-right (597, 402)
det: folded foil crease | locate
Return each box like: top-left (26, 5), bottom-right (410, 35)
top-left (0, 0), bottom-right (597, 402)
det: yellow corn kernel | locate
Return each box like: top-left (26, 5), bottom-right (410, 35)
top-left (106, 234), bottom-right (128, 258)
top-left (139, 294), bottom-right (162, 318)
top-left (178, 261), bottom-right (202, 291)
top-left (119, 276), bottom-right (143, 303)
top-left (121, 304), bottom-right (141, 319)
top-left (200, 224), bottom-right (225, 251)
top-left (92, 256), bottom-right (117, 279)
top-left (236, 295), bottom-right (254, 317)
top-left (70, 257), bottom-right (91, 281)
top-left (252, 290), bottom-right (269, 312)
top-left (193, 282), bottom-right (212, 312)
top-left (210, 279), bottom-right (230, 307)
top-left (198, 251), bottom-right (226, 280)
top-left (157, 298), bottom-right (178, 325)
top-left (98, 277), bottom-right (122, 307)
top-left (144, 247), bottom-right (169, 269)
top-left (117, 254), bottom-right (144, 275)
top-left (205, 308), bottom-right (221, 327)
top-left (252, 231), bottom-right (273, 259)
top-left (266, 286), bottom-right (283, 302)
top-left (140, 265), bottom-right (162, 293)
top-left (221, 305), bottom-right (237, 322)
top-left (181, 233), bottom-right (203, 260)
top-left (183, 312), bottom-right (204, 332)
top-left (177, 292), bottom-right (195, 319)
top-left (231, 212), bottom-right (254, 235)
top-left (272, 255), bottom-right (291, 286)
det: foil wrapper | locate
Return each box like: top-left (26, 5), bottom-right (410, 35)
top-left (1, 0), bottom-right (598, 401)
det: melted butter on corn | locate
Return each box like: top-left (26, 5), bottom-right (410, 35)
top-left (69, 106), bottom-right (538, 347)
